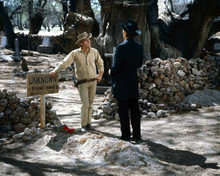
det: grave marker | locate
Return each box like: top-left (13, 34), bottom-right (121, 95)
top-left (1, 36), bottom-right (7, 47)
top-left (37, 36), bottom-right (52, 54)
top-left (42, 36), bottom-right (50, 46)
top-left (27, 73), bottom-right (59, 128)
top-left (14, 38), bottom-right (20, 61)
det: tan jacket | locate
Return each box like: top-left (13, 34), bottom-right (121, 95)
top-left (53, 47), bottom-right (104, 80)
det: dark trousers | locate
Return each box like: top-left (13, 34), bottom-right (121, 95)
top-left (117, 98), bottom-right (141, 139)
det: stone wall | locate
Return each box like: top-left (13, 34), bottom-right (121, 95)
top-left (93, 55), bottom-right (220, 119)
top-left (16, 33), bottom-right (64, 54)
top-left (0, 89), bottom-right (61, 138)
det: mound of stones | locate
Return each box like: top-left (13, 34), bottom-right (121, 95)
top-left (93, 56), bottom-right (220, 119)
top-left (63, 133), bottom-right (161, 169)
top-left (0, 89), bottom-right (61, 138)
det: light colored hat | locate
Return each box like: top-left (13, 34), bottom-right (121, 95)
top-left (75, 32), bottom-right (92, 45)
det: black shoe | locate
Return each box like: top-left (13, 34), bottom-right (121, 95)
top-left (86, 123), bottom-right (94, 130)
top-left (120, 136), bottom-right (130, 141)
top-left (130, 137), bottom-right (142, 144)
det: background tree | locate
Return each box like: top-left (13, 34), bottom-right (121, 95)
top-left (1, 0), bottom-right (219, 61)
top-left (55, 0), bottom-right (100, 53)
top-left (28, 0), bottom-right (48, 34)
top-left (147, 0), bottom-right (220, 60)
top-left (60, 0), bottom-right (68, 19)
top-left (0, 1), bottom-right (16, 49)
top-left (75, 0), bottom-right (99, 36)
top-left (95, 0), bottom-right (220, 61)
top-left (69, 0), bottom-right (76, 12)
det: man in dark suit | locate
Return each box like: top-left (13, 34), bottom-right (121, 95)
top-left (111, 19), bottom-right (143, 142)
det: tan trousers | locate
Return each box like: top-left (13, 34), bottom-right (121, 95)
top-left (78, 80), bottom-right (97, 127)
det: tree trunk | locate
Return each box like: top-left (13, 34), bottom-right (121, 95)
top-left (29, 12), bottom-right (44, 34)
top-left (28, 0), bottom-right (47, 34)
top-left (55, 0), bottom-right (101, 54)
top-left (98, 0), bottom-right (150, 55)
top-left (69, 0), bottom-right (77, 12)
top-left (0, 18), bottom-right (4, 31)
top-left (62, 0), bottom-right (69, 20)
top-left (57, 0), bottom-right (220, 75)
top-left (147, 0), bottom-right (220, 60)
top-left (76, 0), bottom-right (99, 37)
top-left (186, 0), bottom-right (220, 58)
top-left (0, 2), bottom-right (16, 49)
top-left (97, 0), bottom-right (151, 80)
top-left (19, 13), bottom-right (23, 30)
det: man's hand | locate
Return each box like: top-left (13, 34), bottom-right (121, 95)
top-left (50, 72), bottom-right (58, 78)
top-left (97, 72), bottom-right (103, 82)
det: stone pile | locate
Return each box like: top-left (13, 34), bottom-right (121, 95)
top-left (12, 126), bottom-right (44, 142)
top-left (16, 33), bottom-right (63, 53)
top-left (63, 133), bottom-right (161, 168)
top-left (93, 56), bottom-right (220, 119)
top-left (0, 89), bottom-right (61, 138)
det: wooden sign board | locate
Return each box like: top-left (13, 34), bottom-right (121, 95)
top-left (27, 73), bottom-right (58, 96)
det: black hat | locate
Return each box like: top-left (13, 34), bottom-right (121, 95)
top-left (120, 19), bottom-right (141, 35)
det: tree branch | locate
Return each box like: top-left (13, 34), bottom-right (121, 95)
top-left (41, 0), bottom-right (48, 8)
top-left (9, 6), bottom-right (22, 19)
top-left (179, 9), bottom-right (189, 18)
top-left (209, 20), bottom-right (220, 37)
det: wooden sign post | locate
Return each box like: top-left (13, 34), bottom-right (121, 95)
top-left (40, 94), bottom-right (45, 128)
top-left (26, 73), bottom-right (58, 128)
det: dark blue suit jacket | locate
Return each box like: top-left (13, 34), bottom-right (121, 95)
top-left (111, 39), bottom-right (143, 100)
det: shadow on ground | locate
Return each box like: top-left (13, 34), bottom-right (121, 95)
top-left (0, 156), bottom-right (114, 176)
top-left (144, 140), bottom-right (219, 169)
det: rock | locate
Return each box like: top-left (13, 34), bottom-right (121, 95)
top-left (174, 62), bottom-right (181, 69)
top-left (154, 78), bottom-right (162, 86)
top-left (114, 113), bottom-right (120, 120)
top-left (5, 108), bottom-right (12, 115)
top-left (28, 121), bottom-right (40, 128)
top-left (148, 83), bottom-right (156, 90)
top-left (177, 70), bottom-right (185, 77)
top-left (181, 89), bottom-right (220, 106)
top-left (30, 100), bottom-right (38, 108)
top-left (0, 106), bottom-right (5, 112)
top-left (0, 125), bottom-right (12, 133)
top-left (0, 99), bottom-right (8, 107)
top-left (0, 112), bottom-right (4, 118)
top-left (93, 114), bottom-right (100, 120)
top-left (102, 106), bottom-right (113, 115)
top-left (147, 112), bottom-right (156, 118)
top-left (142, 110), bottom-right (148, 115)
top-left (192, 68), bottom-right (203, 76)
top-left (0, 55), bottom-right (13, 62)
top-left (24, 128), bottom-right (31, 135)
top-left (13, 123), bottom-right (27, 133)
top-left (20, 117), bottom-right (32, 125)
top-left (13, 132), bottom-right (25, 140)
top-left (156, 110), bottom-right (169, 118)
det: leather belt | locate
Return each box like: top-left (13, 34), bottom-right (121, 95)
top-left (76, 78), bottom-right (97, 87)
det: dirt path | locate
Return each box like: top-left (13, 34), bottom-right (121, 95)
top-left (0, 50), bottom-right (220, 176)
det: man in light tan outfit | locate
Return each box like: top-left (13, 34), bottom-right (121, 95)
top-left (50, 32), bottom-right (104, 132)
